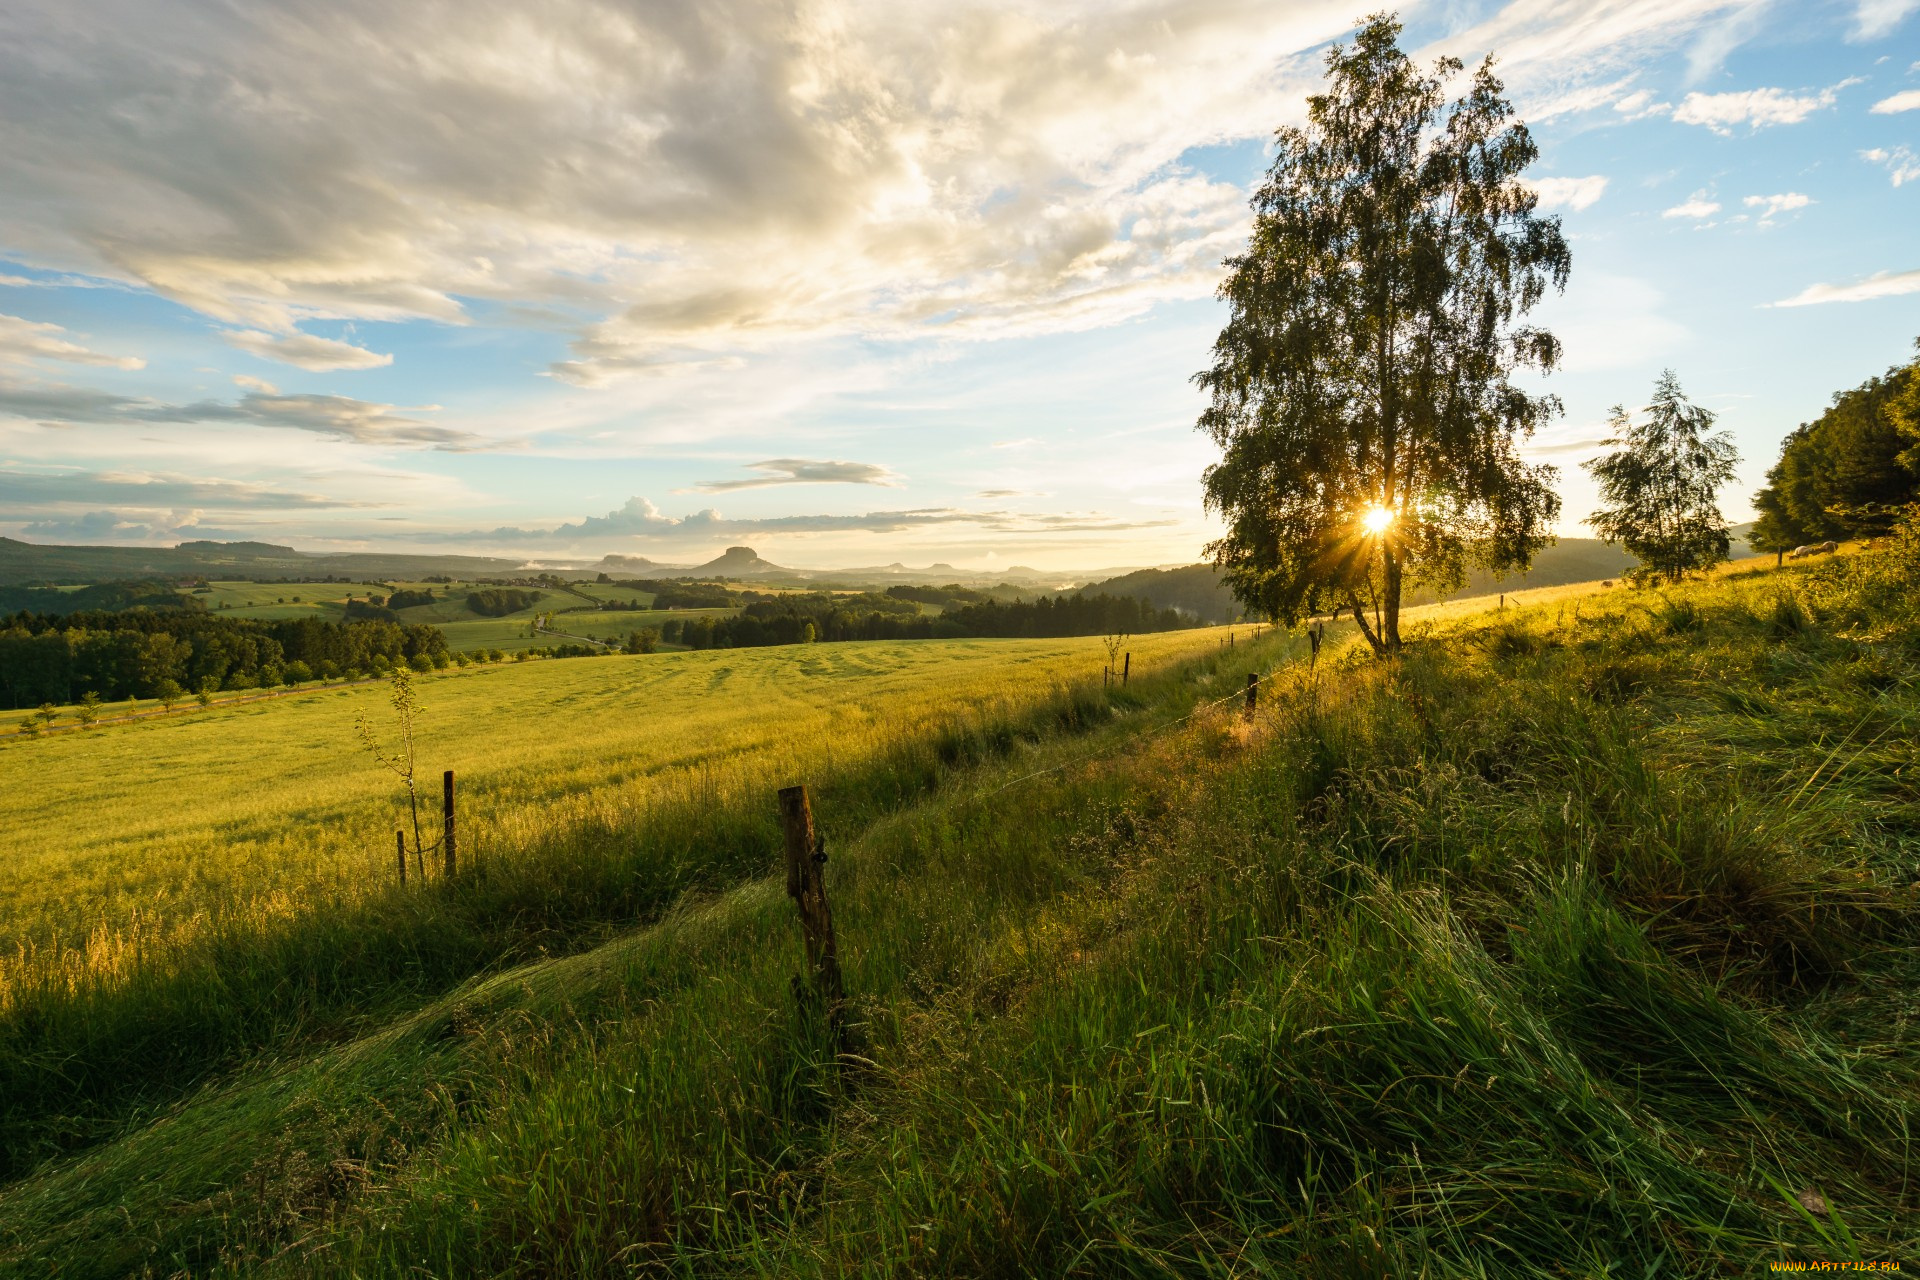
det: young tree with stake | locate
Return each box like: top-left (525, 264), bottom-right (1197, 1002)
top-left (1194, 13), bottom-right (1568, 657)
top-left (1584, 371), bottom-right (1739, 583)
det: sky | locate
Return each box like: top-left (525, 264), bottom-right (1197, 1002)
top-left (0, 0), bottom-right (1916, 572)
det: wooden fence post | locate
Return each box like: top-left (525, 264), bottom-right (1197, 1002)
top-left (442, 769), bottom-right (455, 878)
top-left (1245, 671), bottom-right (1258, 720)
top-left (396, 830), bottom-right (407, 886)
top-left (1123, 652), bottom-right (1130, 685)
top-left (779, 784), bottom-right (843, 1010)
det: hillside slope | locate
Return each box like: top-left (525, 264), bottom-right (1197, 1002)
top-left (3, 544), bottom-right (1917, 1273)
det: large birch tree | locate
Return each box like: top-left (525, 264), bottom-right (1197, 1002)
top-left (1194, 13), bottom-right (1568, 657)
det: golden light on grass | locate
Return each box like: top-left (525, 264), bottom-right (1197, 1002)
top-left (1361, 505), bottom-right (1396, 534)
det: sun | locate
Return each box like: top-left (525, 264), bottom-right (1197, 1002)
top-left (1361, 505), bottom-right (1396, 534)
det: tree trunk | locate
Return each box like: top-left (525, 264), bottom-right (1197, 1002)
top-left (1382, 546), bottom-right (1404, 653)
top-left (1348, 594), bottom-right (1385, 658)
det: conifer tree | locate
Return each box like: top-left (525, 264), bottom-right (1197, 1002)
top-left (1585, 371), bottom-right (1739, 582)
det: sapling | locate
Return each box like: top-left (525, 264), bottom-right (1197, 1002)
top-left (356, 665), bottom-right (437, 877)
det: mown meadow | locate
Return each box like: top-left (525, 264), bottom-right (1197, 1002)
top-left (0, 627), bottom-right (1243, 1182)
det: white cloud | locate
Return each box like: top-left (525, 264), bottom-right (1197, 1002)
top-left (1613, 89), bottom-right (1671, 119)
top-left (1769, 267), bottom-right (1920, 307)
top-left (1663, 193), bottom-right (1722, 219)
top-left (447, 495), bottom-right (1176, 549)
top-left (1861, 145), bottom-right (1920, 185)
top-left (231, 373), bottom-right (280, 393)
top-left (225, 330), bottom-right (394, 371)
top-left (689, 458), bottom-right (903, 492)
top-left (1526, 175), bottom-right (1610, 211)
top-left (0, 468), bottom-right (374, 510)
top-left (0, 313), bottom-right (144, 370)
top-left (1672, 85), bottom-right (1840, 133)
top-left (1852, 0), bottom-right (1920, 40)
top-left (0, 377), bottom-right (496, 450)
top-left (1870, 88), bottom-right (1920, 113)
top-left (0, 0), bottom-right (1816, 390)
top-left (1742, 191), bottom-right (1813, 223)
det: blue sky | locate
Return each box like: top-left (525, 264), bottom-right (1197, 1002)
top-left (0, 0), bottom-right (1915, 571)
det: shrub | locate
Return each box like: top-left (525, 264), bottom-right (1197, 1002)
top-left (409, 653), bottom-right (434, 674)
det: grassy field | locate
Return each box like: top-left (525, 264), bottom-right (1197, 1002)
top-left (4, 544), bottom-right (1915, 1273)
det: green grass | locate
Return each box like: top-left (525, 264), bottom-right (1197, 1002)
top-left (4, 547), bottom-right (1917, 1274)
top-left (0, 628), bottom-right (1235, 1180)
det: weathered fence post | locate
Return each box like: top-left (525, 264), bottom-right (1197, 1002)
top-left (1245, 671), bottom-right (1258, 720)
top-left (779, 784), bottom-right (843, 1011)
top-left (396, 830), bottom-right (407, 886)
top-left (442, 769), bottom-right (456, 878)
top-left (1123, 652), bottom-right (1130, 685)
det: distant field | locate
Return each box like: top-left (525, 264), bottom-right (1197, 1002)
top-left (537, 606), bottom-right (734, 639)
top-left (0, 629), bottom-right (1233, 975)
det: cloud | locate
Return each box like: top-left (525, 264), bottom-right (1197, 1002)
top-left (1671, 85), bottom-right (1840, 133)
top-left (0, 468), bottom-right (373, 510)
top-left (231, 373), bottom-right (279, 393)
top-left (1769, 268), bottom-right (1920, 307)
top-left (225, 329), bottom-right (394, 371)
top-left (0, 313), bottom-right (144, 369)
top-left (1871, 88), bottom-right (1920, 113)
top-left (0, 377), bottom-right (495, 450)
top-left (449, 495), bottom-right (1175, 546)
top-left (1852, 0), bottom-right (1920, 40)
top-left (975, 488), bottom-right (1050, 498)
top-left (1663, 193), bottom-right (1722, 220)
top-left (1612, 89), bottom-right (1670, 119)
top-left (1862, 145), bottom-right (1920, 186)
top-left (1743, 191), bottom-right (1813, 223)
top-left (0, 0), bottom-right (1809, 387)
top-left (1525, 175), bottom-right (1609, 211)
top-left (11, 509), bottom-right (267, 544)
top-left (689, 458), bottom-right (903, 493)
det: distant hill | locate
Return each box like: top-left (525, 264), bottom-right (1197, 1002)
top-left (1082, 564), bottom-right (1241, 624)
top-left (594, 553), bottom-right (683, 574)
top-left (0, 536), bottom-right (530, 586)
top-left (695, 546), bottom-right (788, 577)
top-left (1085, 536), bottom-right (1762, 623)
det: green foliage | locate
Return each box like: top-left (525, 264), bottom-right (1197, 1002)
top-left (464, 587), bottom-right (542, 617)
top-left (0, 610), bottom-right (446, 707)
top-left (1194, 14), bottom-right (1567, 654)
top-left (1585, 371), bottom-right (1740, 581)
top-left (0, 579), bottom-right (203, 617)
top-left (1752, 343), bottom-right (1919, 545)
top-left (384, 588), bottom-right (436, 610)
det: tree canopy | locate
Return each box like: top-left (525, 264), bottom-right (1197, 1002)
top-left (1584, 372), bottom-right (1739, 582)
top-left (1751, 341), bottom-right (1920, 550)
top-left (1194, 13), bottom-right (1568, 657)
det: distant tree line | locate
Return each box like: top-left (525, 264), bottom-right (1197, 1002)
top-left (1752, 343), bottom-right (1919, 551)
top-left (0, 610), bottom-right (449, 707)
top-left (0, 581), bottom-right (200, 615)
top-left (655, 590), bottom-right (1192, 651)
top-left (612, 580), bottom-right (740, 609)
top-left (942, 593), bottom-right (1193, 638)
top-left (466, 587), bottom-right (541, 616)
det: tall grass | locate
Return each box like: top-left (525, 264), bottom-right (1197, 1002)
top-left (3, 547), bottom-right (1916, 1274)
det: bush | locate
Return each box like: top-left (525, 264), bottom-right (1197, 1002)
top-left (284, 661), bottom-right (313, 684)
top-left (409, 653), bottom-right (434, 674)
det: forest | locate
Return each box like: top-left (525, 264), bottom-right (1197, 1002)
top-left (0, 610), bottom-right (450, 706)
